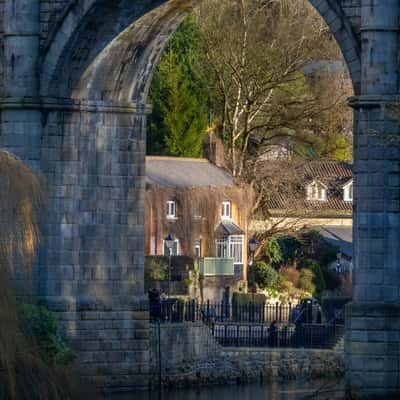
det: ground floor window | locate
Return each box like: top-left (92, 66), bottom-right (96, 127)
top-left (195, 239), bottom-right (202, 258)
top-left (215, 235), bottom-right (244, 264)
top-left (163, 238), bottom-right (179, 256)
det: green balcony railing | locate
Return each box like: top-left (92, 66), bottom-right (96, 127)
top-left (199, 257), bottom-right (235, 276)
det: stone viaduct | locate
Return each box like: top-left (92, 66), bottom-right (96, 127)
top-left (0, 0), bottom-right (399, 398)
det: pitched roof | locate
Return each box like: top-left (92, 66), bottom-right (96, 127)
top-left (146, 156), bottom-right (234, 188)
top-left (303, 161), bottom-right (352, 187)
top-left (261, 160), bottom-right (353, 214)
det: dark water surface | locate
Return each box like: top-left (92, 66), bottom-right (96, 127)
top-left (107, 380), bottom-right (345, 400)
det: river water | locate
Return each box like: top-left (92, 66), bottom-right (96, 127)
top-left (107, 380), bottom-right (345, 400)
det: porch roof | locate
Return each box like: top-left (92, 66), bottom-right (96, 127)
top-left (215, 220), bottom-right (244, 236)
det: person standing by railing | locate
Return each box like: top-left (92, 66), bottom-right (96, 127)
top-left (268, 320), bottom-right (279, 347)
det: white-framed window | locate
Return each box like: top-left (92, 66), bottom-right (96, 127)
top-left (221, 201), bottom-right (231, 219)
top-left (306, 181), bottom-right (327, 201)
top-left (163, 238), bottom-right (179, 256)
top-left (166, 200), bottom-right (177, 219)
top-left (195, 239), bottom-right (202, 258)
top-left (216, 237), bottom-right (229, 258)
top-left (229, 235), bottom-right (244, 264)
top-left (343, 180), bottom-right (353, 202)
top-left (215, 235), bottom-right (244, 264)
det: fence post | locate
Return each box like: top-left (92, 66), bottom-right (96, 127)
top-left (275, 303), bottom-right (279, 322)
top-left (262, 303), bottom-right (265, 324)
top-left (249, 325), bottom-right (252, 347)
top-left (261, 324), bottom-right (264, 346)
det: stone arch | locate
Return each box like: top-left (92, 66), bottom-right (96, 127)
top-left (40, 0), bottom-right (360, 101)
top-left (33, 0), bottom-right (362, 390)
top-left (308, 0), bottom-right (361, 94)
top-left (40, 0), bottom-right (193, 101)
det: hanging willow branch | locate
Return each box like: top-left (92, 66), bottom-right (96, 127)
top-left (0, 151), bottom-right (57, 400)
top-left (0, 151), bottom-right (43, 274)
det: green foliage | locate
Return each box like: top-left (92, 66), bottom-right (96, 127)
top-left (17, 303), bottom-right (76, 366)
top-left (278, 230), bottom-right (338, 268)
top-left (253, 261), bottom-right (284, 291)
top-left (263, 239), bottom-right (282, 267)
top-left (300, 258), bottom-right (325, 295)
top-left (300, 230), bottom-right (338, 267)
top-left (298, 268), bottom-right (315, 294)
top-left (182, 278), bottom-right (193, 287)
top-left (146, 257), bottom-right (168, 281)
top-left (331, 136), bottom-right (353, 162)
top-left (232, 292), bottom-right (266, 305)
top-left (322, 267), bottom-right (342, 291)
top-left (148, 17), bottom-right (208, 157)
top-left (278, 236), bottom-right (302, 265)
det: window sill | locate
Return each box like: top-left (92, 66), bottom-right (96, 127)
top-left (306, 198), bottom-right (328, 202)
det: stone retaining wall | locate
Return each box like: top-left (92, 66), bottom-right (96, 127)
top-left (150, 323), bottom-right (344, 388)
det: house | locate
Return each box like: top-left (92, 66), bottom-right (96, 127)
top-left (145, 156), bottom-right (253, 301)
top-left (252, 160), bottom-right (353, 264)
top-left (252, 160), bottom-right (353, 227)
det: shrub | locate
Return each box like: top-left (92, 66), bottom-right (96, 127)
top-left (145, 257), bottom-right (168, 281)
top-left (17, 303), bottom-right (76, 366)
top-left (278, 230), bottom-right (340, 270)
top-left (253, 261), bottom-right (284, 291)
top-left (298, 268), bottom-right (315, 294)
top-left (300, 230), bottom-right (339, 266)
top-left (263, 239), bottom-right (282, 267)
top-left (232, 292), bottom-right (266, 305)
top-left (322, 267), bottom-right (342, 291)
top-left (280, 266), bottom-right (300, 285)
top-left (277, 236), bottom-right (302, 265)
top-left (300, 258), bottom-right (326, 295)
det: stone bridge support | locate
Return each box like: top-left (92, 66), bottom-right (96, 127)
top-left (346, 1), bottom-right (400, 398)
top-left (2, 0), bottom-right (42, 169)
top-left (0, 0), bottom-right (186, 390)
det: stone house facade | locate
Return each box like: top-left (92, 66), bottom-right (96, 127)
top-left (145, 156), bottom-right (253, 301)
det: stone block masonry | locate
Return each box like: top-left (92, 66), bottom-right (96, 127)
top-left (50, 296), bottom-right (150, 389)
top-left (149, 323), bottom-right (344, 388)
top-left (38, 100), bottom-right (151, 389)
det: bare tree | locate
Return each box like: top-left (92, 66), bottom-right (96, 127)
top-left (194, 0), bottom-right (353, 249)
top-left (195, 0), bottom-right (351, 178)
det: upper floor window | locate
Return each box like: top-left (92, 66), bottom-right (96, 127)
top-left (343, 180), bottom-right (353, 202)
top-left (166, 200), bottom-right (177, 219)
top-left (221, 201), bottom-right (231, 219)
top-left (306, 181), bottom-right (327, 201)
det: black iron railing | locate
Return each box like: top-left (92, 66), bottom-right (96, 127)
top-left (150, 300), bottom-right (314, 324)
top-left (149, 299), bottom-right (344, 350)
top-left (210, 322), bottom-right (344, 349)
